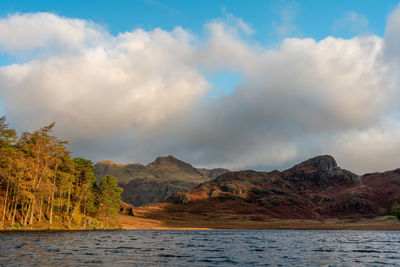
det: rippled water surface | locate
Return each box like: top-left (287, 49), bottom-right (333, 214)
top-left (1, 230), bottom-right (400, 266)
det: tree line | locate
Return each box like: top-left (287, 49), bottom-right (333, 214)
top-left (0, 117), bottom-right (123, 229)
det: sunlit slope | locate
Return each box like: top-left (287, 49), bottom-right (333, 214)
top-left (95, 155), bottom-right (229, 206)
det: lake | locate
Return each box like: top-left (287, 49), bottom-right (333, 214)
top-left (1, 230), bottom-right (400, 266)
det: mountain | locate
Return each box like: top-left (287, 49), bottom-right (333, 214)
top-left (160, 155), bottom-right (400, 219)
top-left (95, 155), bottom-right (230, 206)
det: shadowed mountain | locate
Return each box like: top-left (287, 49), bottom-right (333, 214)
top-left (95, 155), bottom-right (230, 206)
top-left (152, 155), bottom-right (400, 220)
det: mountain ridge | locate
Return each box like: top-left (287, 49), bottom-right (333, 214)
top-left (95, 155), bottom-right (230, 206)
top-left (158, 155), bottom-right (400, 219)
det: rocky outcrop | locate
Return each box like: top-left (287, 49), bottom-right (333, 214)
top-left (168, 192), bottom-right (191, 204)
top-left (120, 202), bottom-right (135, 216)
top-left (286, 155), bottom-right (358, 187)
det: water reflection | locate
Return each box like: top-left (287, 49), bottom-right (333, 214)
top-left (0, 230), bottom-right (400, 266)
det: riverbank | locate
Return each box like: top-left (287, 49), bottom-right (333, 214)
top-left (3, 206), bottom-right (400, 231)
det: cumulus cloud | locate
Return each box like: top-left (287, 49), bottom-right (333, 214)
top-left (0, 13), bottom-right (105, 53)
top-left (332, 119), bottom-right (400, 174)
top-left (384, 5), bottom-right (400, 68)
top-left (0, 14), bottom-right (207, 137)
top-left (0, 7), bottom-right (400, 173)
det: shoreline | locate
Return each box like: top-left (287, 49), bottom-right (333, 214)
top-left (2, 215), bottom-right (400, 232)
top-left (117, 214), bottom-right (400, 231)
top-left (2, 225), bottom-right (400, 232)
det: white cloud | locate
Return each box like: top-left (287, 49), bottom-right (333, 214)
top-left (384, 4), bottom-right (400, 69)
top-left (0, 19), bottom-right (207, 137)
top-left (0, 8), bottom-right (400, 173)
top-left (272, 2), bottom-right (301, 38)
top-left (0, 13), bottom-right (105, 53)
top-left (333, 119), bottom-right (400, 174)
top-left (332, 11), bottom-right (369, 36)
top-left (221, 7), bottom-right (255, 35)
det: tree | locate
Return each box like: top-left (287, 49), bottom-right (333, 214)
top-left (17, 123), bottom-right (70, 227)
top-left (99, 175), bottom-right (123, 222)
top-left (72, 158), bottom-right (99, 215)
top-left (0, 117), bottom-right (116, 229)
top-left (391, 206), bottom-right (400, 220)
top-left (0, 116), bottom-right (17, 223)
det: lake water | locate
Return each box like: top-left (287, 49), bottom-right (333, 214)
top-left (1, 230), bottom-right (400, 266)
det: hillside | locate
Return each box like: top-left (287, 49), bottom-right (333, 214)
top-left (126, 155), bottom-right (400, 227)
top-left (95, 155), bottom-right (229, 206)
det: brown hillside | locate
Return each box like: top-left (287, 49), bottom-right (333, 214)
top-left (135, 155), bottom-right (400, 221)
top-left (95, 155), bottom-right (230, 206)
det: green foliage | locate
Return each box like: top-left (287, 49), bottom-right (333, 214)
top-left (12, 222), bottom-right (21, 229)
top-left (0, 116), bottom-right (16, 148)
top-left (85, 216), bottom-right (104, 230)
top-left (73, 158), bottom-right (96, 185)
top-left (73, 158), bottom-right (100, 215)
top-left (85, 182), bottom-right (100, 214)
top-left (99, 175), bottom-right (123, 221)
top-left (391, 206), bottom-right (400, 220)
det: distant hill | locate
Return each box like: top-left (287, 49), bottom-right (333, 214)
top-left (95, 155), bottom-right (229, 206)
top-left (160, 155), bottom-right (400, 219)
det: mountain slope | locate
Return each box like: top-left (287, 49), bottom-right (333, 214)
top-left (95, 155), bottom-right (230, 206)
top-left (160, 155), bottom-right (400, 219)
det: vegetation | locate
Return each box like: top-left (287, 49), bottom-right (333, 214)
top-left (99, 175), bottom-right (123, 222)
top-left (391, 206), bottom-right (400, 220)
top-left (0, 117), bottom-right (123, 230)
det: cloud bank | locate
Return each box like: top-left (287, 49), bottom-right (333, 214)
top-left (0, 8), bottom-right (400, 174)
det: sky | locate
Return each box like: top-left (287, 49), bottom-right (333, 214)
top-left (0, 0), bottom-right (400, 174)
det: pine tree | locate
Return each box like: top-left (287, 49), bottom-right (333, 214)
top-left (99, 175), bottom-right (123, 222)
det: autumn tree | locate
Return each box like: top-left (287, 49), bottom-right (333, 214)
top-left (0, 117), bottom-right (118, 230)
top-left (17, 123), bottom-right (71, 227)
top-left (0, 116), bottom-right (17, 223)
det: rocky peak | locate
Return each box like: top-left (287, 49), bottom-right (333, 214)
top-left (286, 155), bottom-right (358, 187)
top-left (147, 155), bottom-right (194, 170)
top-left (97, 159), bottom-right (117, 165)
top-left (303, 155), bottom-right (337, 171)
top-left (289, 155), bottom-right (338, 172)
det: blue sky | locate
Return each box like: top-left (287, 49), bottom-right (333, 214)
top-left (0, 0), bottom-right (399, 41)
top-left (0, 0), bottom-right (399, 94)
top-left (0, 1), bottom-right (400, 172)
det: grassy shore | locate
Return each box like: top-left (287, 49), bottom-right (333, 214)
top-left (3, 216), bottom-right (400, 231)
top-left (3, 203), bottom-right (400, 231)
top-left (0, 219), bottom-right (121, 231)
top-left (119, 215), bottom-right (400, 230)
top-left (118, 203), bottom-right (400, 230)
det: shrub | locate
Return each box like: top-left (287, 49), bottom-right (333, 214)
top-left (13, 222), bottom-right (21, 229)
top-left (391, 206), bottom-right (400, 220)
top-left (128, 208), bottom-right (134, 216)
